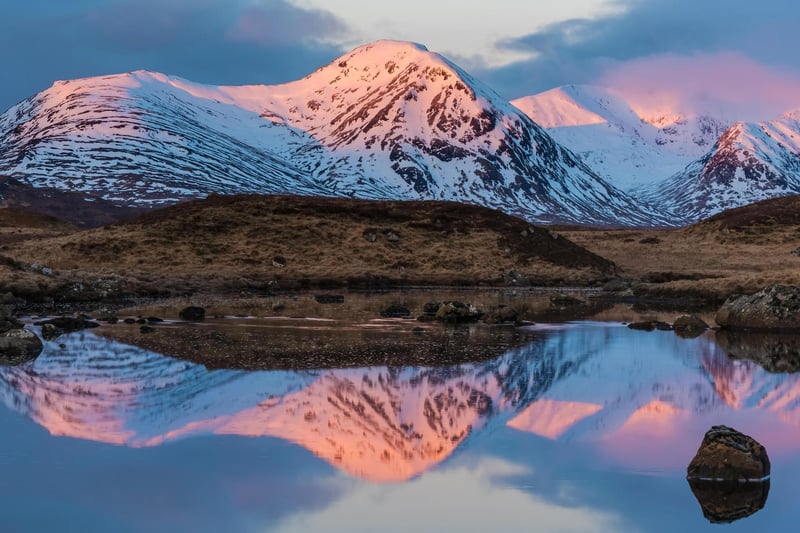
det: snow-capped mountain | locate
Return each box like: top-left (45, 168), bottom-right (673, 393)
top-left (0, 41), bottom-right (673, 227)
top-left (511, 85), bottom-right (730, 191)
top-left (3, 324), bottom-right (800, 481)
top-left (640, 114), bottom-right (800, 220)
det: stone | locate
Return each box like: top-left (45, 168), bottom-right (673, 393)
top-left (432, 301), bottom-right (484, 323)
top-left (123, 318), bottom-right (137, 324)
top-left (34, 316), bottom-right (99, 334)
top-left (673, 314), bottom-right (710, 338)
top-left (271, 302), bottom-right (286, 313)
top-left (146, 316), bottom-right (164, 323)
top-left (140, 325), bottom-right (156, 334)
top-left (272, 256), bottom-right (287, 268)
top-left (0, 317), bottom-right (23, 335)
top-left (483, 305), bottom-right (519, 325)
top-left (716, 285), bottom-right (800, 331)
top-left (380, 305), bottom-right (411, 318)
top-left (179, 306), bottom-right (206, 321)
top-left (0, 328), bottom-right (44, 366)
top-left (41, 323), bottom-right (65, 341)
top-left (687, 425), bottom-right (770, 482)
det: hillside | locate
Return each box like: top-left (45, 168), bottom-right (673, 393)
top-left (561, 195), bottom-right (800, 304)
top-left (0, 41), bottom-right (673, 227)
top-left (0, 194), bottom-right (617, 303)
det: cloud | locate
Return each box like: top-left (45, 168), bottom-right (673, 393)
top-left (599, 53), bottom-right (800, 121)
top-left (479, 0), bottom-right (800, 107)
top-left (0, 0), bottom-right (350, 110)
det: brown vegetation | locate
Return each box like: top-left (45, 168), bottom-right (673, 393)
top-left (562, 195), bottom-right (800, 305)
top-left (0, 194), bottom-right (616, 304)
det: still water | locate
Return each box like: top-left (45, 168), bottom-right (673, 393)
top-left (0, 318), bottom-right (797, 532)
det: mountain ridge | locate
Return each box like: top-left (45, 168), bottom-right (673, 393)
top-left (0, 41), bottom-right (676, 228)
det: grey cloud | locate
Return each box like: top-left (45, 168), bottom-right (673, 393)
top-left (0, 0), bottom-right (349, 110)
top-left (478, 0), bottom-right (800, 99)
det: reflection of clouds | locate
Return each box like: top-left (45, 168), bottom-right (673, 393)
top-left (273, 458), bottom-right (627, 533)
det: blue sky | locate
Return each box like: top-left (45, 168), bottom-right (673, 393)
top-left (2, 0), bottom-right (800, 117)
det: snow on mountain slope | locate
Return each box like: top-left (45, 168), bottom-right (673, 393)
top-left (640, 114), bottom-right (800, 221)
top-left (0, 72), bottom-right (326, 206)
top-left (0, 41), bottom-right (675, 226)
top-left (512, 85), bottom-right (729, 191)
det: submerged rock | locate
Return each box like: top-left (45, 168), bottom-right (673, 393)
top-left (687, 425), bottom-right (770, 482)
top-left (673, 314), bottom-right (709, 338)
top-left (423, 301), bottom-right (484, 323)
top-left (0, 328), bottom-right (43, 366)
top-left (716, 285), bottom-right (800, 331)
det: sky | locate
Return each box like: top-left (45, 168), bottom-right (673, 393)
top-left (2, 0), bottom-right (800, 119)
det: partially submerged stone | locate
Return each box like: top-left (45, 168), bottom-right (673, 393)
top-left (0, 328), bottom-right (43, 366)
top-left (419, 301), bottom-right (483, 323)
top-left (717, 285), bottom-right (800, 331)
top-left (628, 320), bottom-right (672, 332)
top-left (687, 425), bottom-right (770, 482)
top-left (673, 314), bottom-right (709, 338)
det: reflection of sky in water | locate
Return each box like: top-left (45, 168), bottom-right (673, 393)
top-left (1, 323), bottom-right (799, 531)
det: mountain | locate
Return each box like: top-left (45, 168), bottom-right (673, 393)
top-left (640, 114), bottom-right (800, 220)
top-left (511, 85), bottom-right (729, 191)
top-left (0, 41), bottom-right (673, 227)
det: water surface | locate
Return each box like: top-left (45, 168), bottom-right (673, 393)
top-left (1, 319), bottom-right (798, 532)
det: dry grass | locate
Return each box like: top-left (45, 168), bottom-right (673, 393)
top-left (562, 195), bottom-right (800, 304)
top-left (1, 195), bottom-right (616, 302)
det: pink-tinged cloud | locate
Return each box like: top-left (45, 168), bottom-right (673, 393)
top-left (228, 4), bottom-right (347, 46)
top-left (597, 53), bottom-right (800, 121)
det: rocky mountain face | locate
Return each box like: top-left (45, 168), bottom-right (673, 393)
top-left (640, 115), bottom-right (800, 220)
top-left (511, 85), bottom-right (730, 192)
top-left (0, 41), bottom-right (672, 227)
top-left (514, 84), bottom-right (800, 223)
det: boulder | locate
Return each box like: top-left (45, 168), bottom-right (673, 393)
top-left (0, 317), bottom-right (23, 335)
top-left (673, 314), bottom-right (710, 338)
top-left (687, 425), bottom-right (770, 482)
top-left (717, 285), bottom-right (800, 331)
top-left (179, 306), bottom-right (206, 321)
top-left (0, 328), bottom-right (44, 366)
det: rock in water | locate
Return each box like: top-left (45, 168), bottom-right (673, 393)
top-left (673, 314), bottom-right (709, 338)
top-left (716, 285), bottom-right (800, 331)
top-left (0, 328), bottom-right (44, 366)
top-left (687, 425), bottom-right (770, 481)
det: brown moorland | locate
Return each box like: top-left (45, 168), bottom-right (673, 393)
top-left (0, 194), bottom-right (617, 304)
top-left (561, 195), bottom-right (800, 305)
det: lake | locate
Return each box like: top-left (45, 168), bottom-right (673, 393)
top-left (1, 306), bottom-right (797, 532)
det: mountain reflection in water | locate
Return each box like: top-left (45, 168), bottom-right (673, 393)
top-left (2, 322), bottom-right (800, 483)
